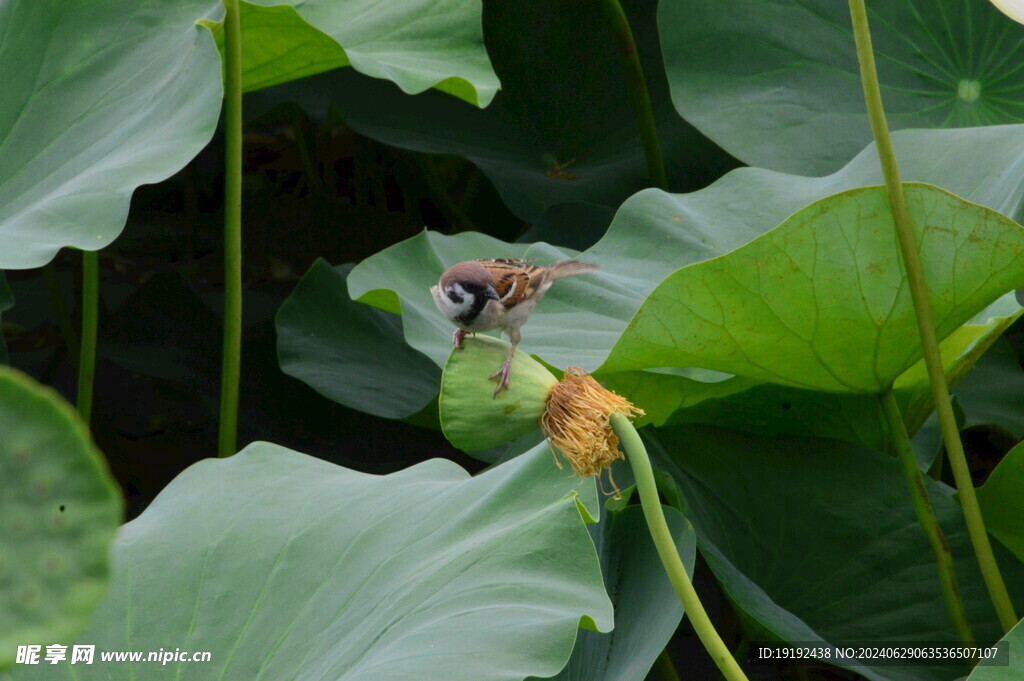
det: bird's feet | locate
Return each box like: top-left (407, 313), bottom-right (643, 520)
top-left (452, 328), bottom-right (468, 350)
top-left (490, 358), bottom-right (512, 397)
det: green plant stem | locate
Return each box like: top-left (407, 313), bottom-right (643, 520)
top-left (595, 0), bottom-right (668, 190)
top-left (218, 0), bottom-right (243, 458)
top-left (610, 412), bottom-right (750, 681)
top-left (653, 648), bottom-right (681, 681)
top-left (42, 260), bottom-right (79, 367)
top-left (848, 0), bottom-right (1018, 632)
top-left (77, 250), bottom-right (98, 425)
top-left (879, 388), bottom-right (974, 644)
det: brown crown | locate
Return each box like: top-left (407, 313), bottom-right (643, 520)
top-left (439, 261), bottom-right (494, 288)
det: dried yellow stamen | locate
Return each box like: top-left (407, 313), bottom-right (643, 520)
top-left (540, 367), bottom-right (644, 480)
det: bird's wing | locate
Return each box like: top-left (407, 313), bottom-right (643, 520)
top-left (476, 259), bottom-right (546, 308)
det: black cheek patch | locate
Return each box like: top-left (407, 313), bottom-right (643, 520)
top-left (456, 288), bottom-right (491, 325)
top-left (447, 289), bottom-right (464, 304)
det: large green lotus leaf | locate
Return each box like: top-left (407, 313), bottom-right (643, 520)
top-left (536, 504), bottom-right (695, 681)
top-left (277, 260), bottom-right (441, 419)
top-left (650, 425), bottom-right (1024, 681)
top-left (0, 0), bottom-right (496, 271)
top-left (0, 367), bottom-right (121, 670)
top-left (659, 0), bottom-right (1024, 175)
top-left (349, 128), bottom-right (1024, 375)
top-left (0, 273), bottom-right (11, 363)
top-left (966, 616), bottom-right (1024, 680)
top-left (977, 441), bottom-right (1024, 563)
top-left (200, 0), bottom-right (497, 105)
top-left (324, 128), bottom-right (1024, 423)
top-left (439, 313), bottom-right (1019, 458)
top-left (602, 184), bottom-right (1024, 394)
top-left (604, 305), bottom-right (1022, 454)
top-left (0, 0), bottom-right (222, 270)
top-left (1, 441), bottom-right (611, 680)
top-left (268, 0), bottom-right (737, 222)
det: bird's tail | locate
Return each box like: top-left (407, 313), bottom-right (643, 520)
top-left (546, 260), bottom-right (600, 281)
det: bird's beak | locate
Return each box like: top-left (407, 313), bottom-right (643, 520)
top-left (485, 285), bottom-right (500, 301)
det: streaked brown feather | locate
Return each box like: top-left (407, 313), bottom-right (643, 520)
top-left (472, 258), bottom-right (598, 310)
top-left (475, 260), bottom-right (541, 308)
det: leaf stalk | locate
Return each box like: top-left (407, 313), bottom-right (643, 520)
top-left (610, 412), bottom-right (750, 681)
top-left (596, 0), bottom-right (668, 190)
top-left (848, 0), bottom-right (1017, 631)
top-left (880, 388), bottom-right (974, 643)
top-left (218, 0), bottom-right (243, 458)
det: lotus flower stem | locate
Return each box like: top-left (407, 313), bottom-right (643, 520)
top-left (595, 0), bottom-right (668, 190)
top-left (880, 388), bottom-right (974, 644)
top-left (77, 249), bottom-right (99, 425)
top-left (218, 0), bottom-right (243, 458)
top-left (848, 0), bottom-right (1017, 632)
top-left (610, 412), bottom-right (750, 681)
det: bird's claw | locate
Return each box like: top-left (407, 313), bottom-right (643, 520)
top-left (490, 360), bottom-right (512, 397)
top-left (453, 329), bottom-right (468, 350)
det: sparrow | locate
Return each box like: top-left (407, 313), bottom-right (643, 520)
top-left (431, 258), bottom-right (599, 396)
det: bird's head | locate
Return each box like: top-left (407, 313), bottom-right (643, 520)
top-left (438, 261), bottom-right (500, 308)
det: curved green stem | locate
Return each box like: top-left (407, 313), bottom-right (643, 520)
top-left (610, 412), bottom-right (750, 681)
top-left (880, 388), bottom-right (974, 644)
top-left (77, 250), bottom-right (98, 425)
top-left (595, 0), bottom-right (668, 190)
top-left (849, 0), bottom-right (1017, 632)
top-left (218, 0), bottom-right (243, 458)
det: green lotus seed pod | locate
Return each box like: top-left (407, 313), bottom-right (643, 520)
top-left (0, 367), bottom-right (121, 670)
top-left (440, 335), bottom-right (557, 451)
